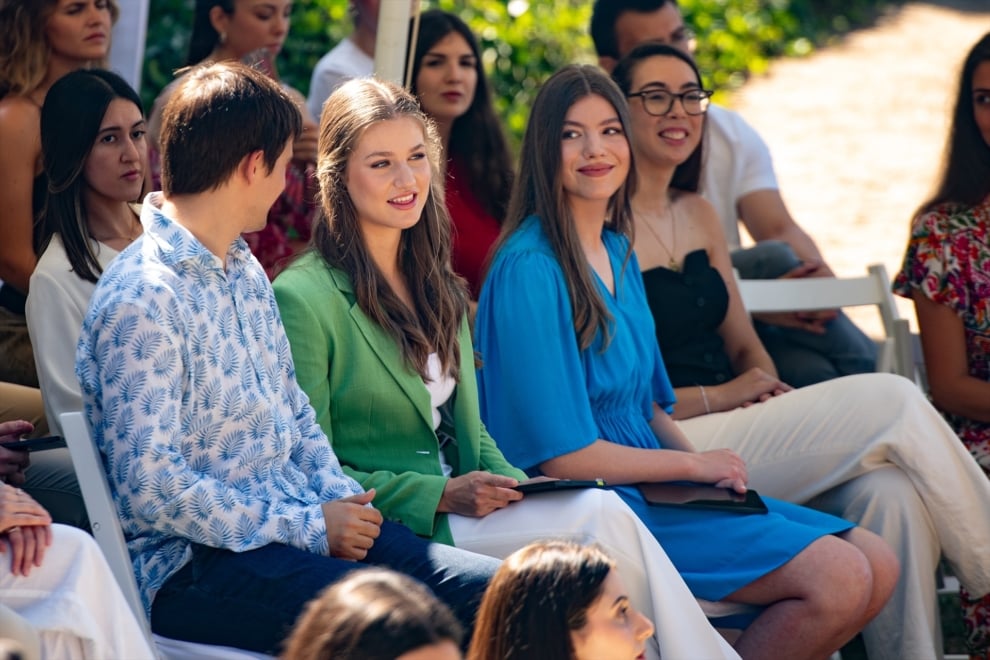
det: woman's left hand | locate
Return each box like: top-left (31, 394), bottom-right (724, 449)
top-left (0, 484), bottom-right (52, 576)
top-left (2, 524), bottom-right (51, 576)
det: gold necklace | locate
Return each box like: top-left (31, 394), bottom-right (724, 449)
top-left (637, 201), bottom-right (679, 271)
top-left (90, 214), bottom-right (141, 244)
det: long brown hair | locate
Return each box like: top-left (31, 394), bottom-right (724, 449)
top-left (39, 69), bottom-right (145, 280)
top-left (312, 77), bottom-right (469, 379)
top-left (918, 31), bottom-right (990, 216)
top-left (467, 541), bottom-right (615, 660)
top-left (408, 9), bottom-right (514, 224)
top-left (493, 64), bottom-right (636, 350)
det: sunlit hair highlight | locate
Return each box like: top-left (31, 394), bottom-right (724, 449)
top-left (312, 77), bottom-right (469, 380)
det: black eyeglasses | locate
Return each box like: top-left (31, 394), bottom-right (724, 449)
top-left (627, 88), bottom-right (713, 117)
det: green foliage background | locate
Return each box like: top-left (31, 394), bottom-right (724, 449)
top-left (141, 0), bottom-right (902, 145)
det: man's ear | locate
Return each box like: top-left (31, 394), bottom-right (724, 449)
top-left (240, 150), bottom-right (267, 185)
top-left (598, 55), bottom-right (618, 74)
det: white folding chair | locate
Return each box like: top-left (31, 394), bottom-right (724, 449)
top-left (60, 412), bottom-right (273, 660)
top-left (736, 263), bottom-right (914, 378)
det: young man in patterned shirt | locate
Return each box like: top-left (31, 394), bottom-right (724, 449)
top-left (75, 61), bottom-right (497, 653)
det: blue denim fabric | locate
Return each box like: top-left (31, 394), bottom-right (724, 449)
top-left (731, 241), bottom-right (878, 387)
top-left (150, 520), bottom-right (497, 654)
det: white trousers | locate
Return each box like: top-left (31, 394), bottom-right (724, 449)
top-left (680, 373), bottom-right (990, 660)
top-left (0, 524), bottom-right (155, 660)
top-left (449, 488), bottom-right (741, 660)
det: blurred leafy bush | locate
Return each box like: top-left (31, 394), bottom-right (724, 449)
top-left (141, 0), bottom-right (903, 145)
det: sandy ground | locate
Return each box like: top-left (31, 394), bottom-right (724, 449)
top-left (726, 1), bottom-right (990, 337)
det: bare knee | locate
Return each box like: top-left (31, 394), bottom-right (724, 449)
top-left (794, 536), bottom-right (875, 620)
top-left (732, 535), bottom-right (875, 623)
top-left (841, 527), bottom-right (900, 621)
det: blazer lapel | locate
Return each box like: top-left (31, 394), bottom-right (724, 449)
top-left (331, 270), bottom-right (434, 430)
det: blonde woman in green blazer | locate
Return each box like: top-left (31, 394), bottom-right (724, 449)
top-left (273, 78), bottom-right (740, 660)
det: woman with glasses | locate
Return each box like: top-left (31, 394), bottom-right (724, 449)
top-left (474, 62), bottom-right (898, 659)
top-left (275, 75), bottom-right (741, 660)
top-left (616, 41), bottom-right (990, 660)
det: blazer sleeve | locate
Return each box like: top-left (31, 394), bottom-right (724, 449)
top-left (478, 421), bottom-right (528, 481)
top-left (275, 266), bottom-right (450, 538)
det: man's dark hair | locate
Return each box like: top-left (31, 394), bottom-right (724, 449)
top-left (160, 61), bottom-right (301, 196)
top-left (590, 0), bottom-right (677, 58)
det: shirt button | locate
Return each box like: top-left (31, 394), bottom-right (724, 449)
top-left (715, 373), bottom-right (727, 383)
top-left (704, 353), bottom-right (714, 363)
top-left (696, 297), bottom-right (706, 307)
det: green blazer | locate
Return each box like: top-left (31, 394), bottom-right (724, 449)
top-left (273, 252), bottom-right (526, 544)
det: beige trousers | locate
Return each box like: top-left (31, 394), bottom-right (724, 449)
top-left (680, 373), bottom-right (988, 660)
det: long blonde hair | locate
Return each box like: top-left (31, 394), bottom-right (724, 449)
top-left (0, 0), bottom-right (120, 98)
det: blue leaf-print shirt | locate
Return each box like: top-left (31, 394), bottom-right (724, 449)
top-left (76, 193), bottom-right (364, 615)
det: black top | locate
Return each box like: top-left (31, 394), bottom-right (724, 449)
top-left (642, 249), bottom-right (734, 387)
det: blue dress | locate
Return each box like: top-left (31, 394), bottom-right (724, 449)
top-left (475, 216), bottom-right (853, 601)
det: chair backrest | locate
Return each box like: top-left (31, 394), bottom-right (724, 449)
top-left (60, 411), bottom-right (150, 636)
top-left (60, 411), bottom-right (274, 660)
top-left (735, 263), bottom-right (912, 377)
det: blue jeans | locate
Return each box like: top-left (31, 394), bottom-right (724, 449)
top-left (731, 241), bottom-right (877, 387)
top-left (150, 520), bottom-right (498, 653)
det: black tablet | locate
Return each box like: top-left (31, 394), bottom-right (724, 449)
top-left (1, 436), bottom-right (67, 453)
top-left (638, 482), bottom-right (768, 515)
top-left (513, 477), bottom-right (607, 494)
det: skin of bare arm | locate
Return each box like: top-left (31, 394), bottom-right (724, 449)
top-left (738, 189), bottom-right (839, 330)
top-left (540, 402), bottom-right (748, 493)
top-left (669, 195), bottom-right (790, 419)
top-left (913, 291), bottom-right (990, 423)
top-left (0, 98), bottom-right (42, 293)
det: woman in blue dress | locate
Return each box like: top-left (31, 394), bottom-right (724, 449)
top-left (474, 64), bottom-right (898, 659)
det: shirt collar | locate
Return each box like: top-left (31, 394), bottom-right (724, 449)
top-left (140, 191), bottom-right (254, 271)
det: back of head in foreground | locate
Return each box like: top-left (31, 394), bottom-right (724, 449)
top-left (281, 567), bottom-right (463, 660)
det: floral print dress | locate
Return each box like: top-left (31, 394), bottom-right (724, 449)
top-left (894, 192), bottom-right (990, 655)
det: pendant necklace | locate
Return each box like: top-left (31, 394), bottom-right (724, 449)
top-left (639, 200), bottom-right (679, 272)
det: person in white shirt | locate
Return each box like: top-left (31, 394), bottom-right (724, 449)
top-left (74, 61), bottom-right (498, 654)
top-left (591, 0), bottom-right (878, 389)
top-left (306, 0), bottom-right (377, 120)
top-left (590, 2), bottom-right (984, 658)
